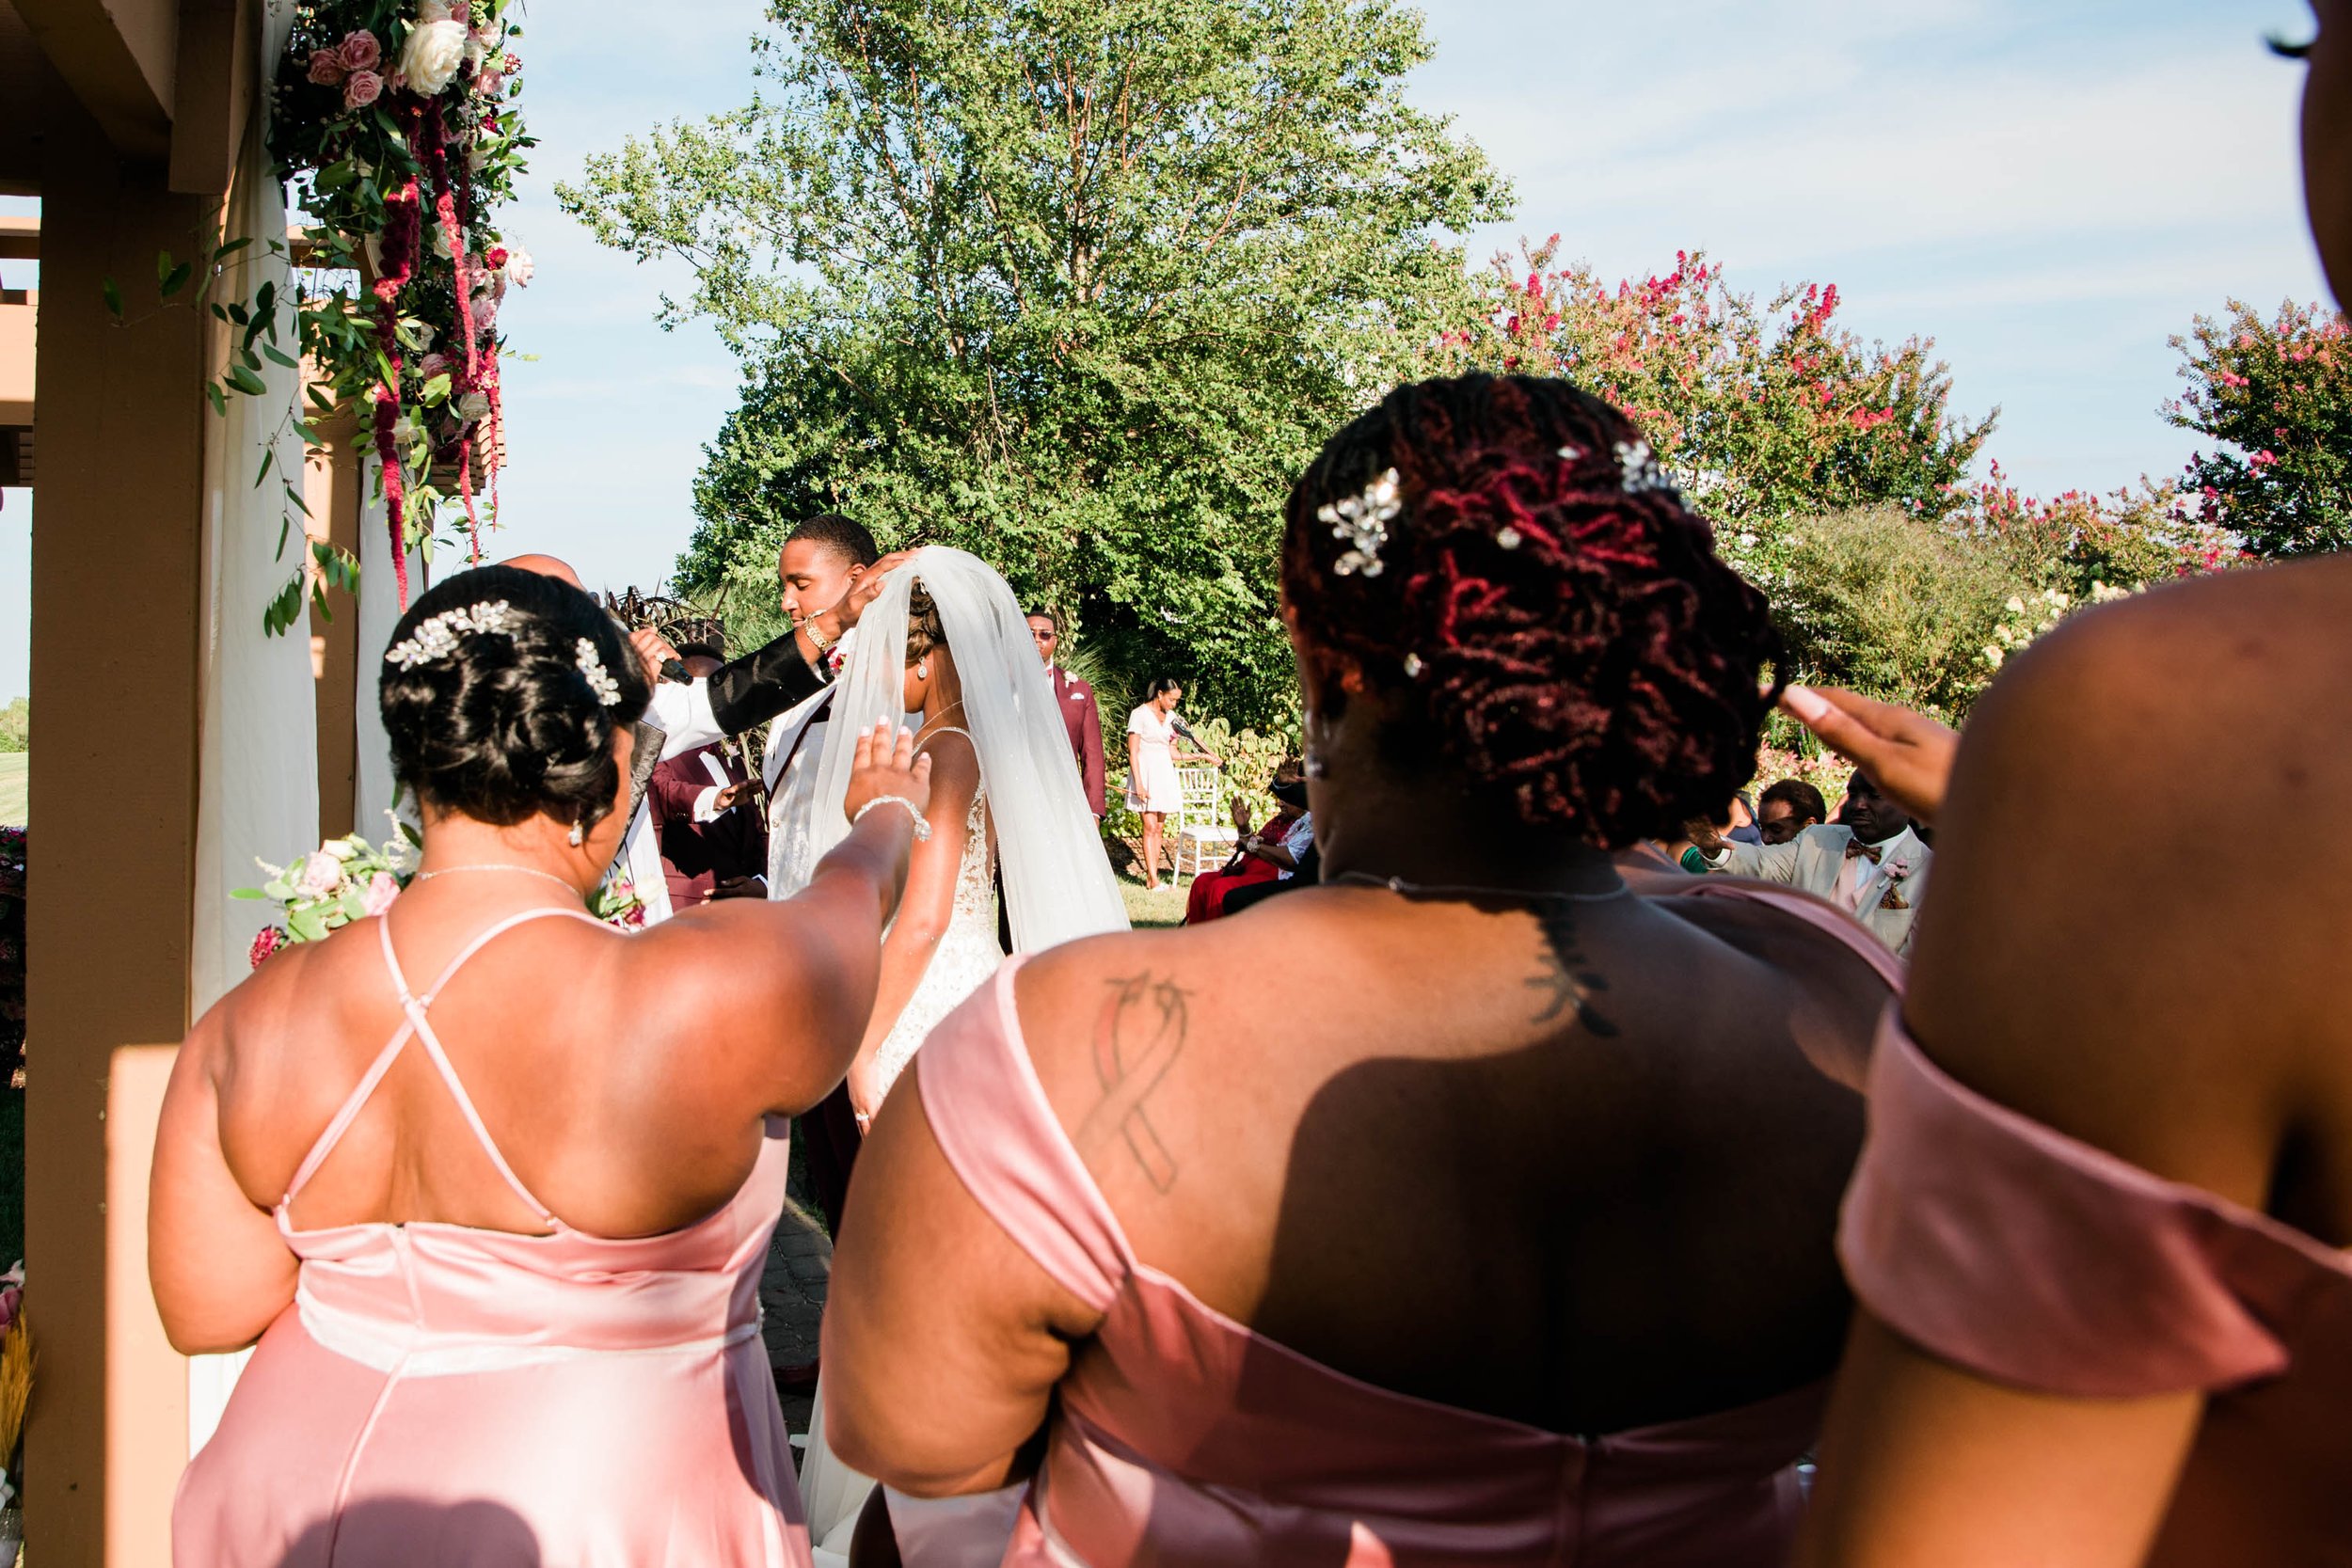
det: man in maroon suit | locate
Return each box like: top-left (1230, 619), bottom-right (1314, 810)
top-left (1027, 609), bottom-right (1105, 816)
top-left (645, 650), bottom-right (770, 911)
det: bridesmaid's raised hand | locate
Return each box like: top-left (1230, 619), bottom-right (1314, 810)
top-left (842, 719), bottom-right (935, 832)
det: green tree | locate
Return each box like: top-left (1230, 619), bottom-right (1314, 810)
top-left (558, 0), bottom-right (1507, 722)
top-left (2167, 298), bottom-right (2352, 556)
top-left (0, 701), bottom-right (24, 755)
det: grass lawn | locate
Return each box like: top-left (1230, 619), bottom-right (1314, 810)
top-left (1118, 874), bottom-right (1186, 930)
top-left (0, 754), bottom-right (23, 826)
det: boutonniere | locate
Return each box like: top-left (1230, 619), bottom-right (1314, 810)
top-left (1879, 854), bottom-right (1917, 911)
top-left (824, 642), bottom-right (848, 676)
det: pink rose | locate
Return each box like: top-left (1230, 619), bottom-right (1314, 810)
top-left (418, 351), bottom-right (452, 384)
top-left (341, 30), bottom-right (382, 71)
top-left (342, 70), bottom-right (384, 109)
top-left (361, 871), bottom-right (402, 917)
top-left (308, 48), bottom-right (348, 86)
top-left (295, 851), bottom-right (343, 897)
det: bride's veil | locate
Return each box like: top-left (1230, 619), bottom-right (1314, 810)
top-left (806, 546), bottom-right (1131, 952)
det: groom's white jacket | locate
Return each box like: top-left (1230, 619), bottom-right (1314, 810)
top-left (1706, 823), bottom-right (1931, 958)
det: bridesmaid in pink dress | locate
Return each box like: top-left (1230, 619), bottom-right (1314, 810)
top-left (1788, 15), bottom-right (2352, 1566)
top-left (151, 565), bottom-right (931, 1566)
top-left (822, 375), bottom-right (1904, 1564)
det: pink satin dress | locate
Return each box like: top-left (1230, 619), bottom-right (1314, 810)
top-left (914, 901), bottom-right (1878, 1568)
top-left (174, 909), bottom-right (811, 1567)
top-left (1841, 1016), bottom-right (2352, 1564)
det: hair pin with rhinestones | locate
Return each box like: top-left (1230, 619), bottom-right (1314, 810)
top-left (576, 638), bottom-right (625, 706)
top-left (1319, 467), bottom-right (1403, 578)
top-left (384, 600), bottom-right (516, 670)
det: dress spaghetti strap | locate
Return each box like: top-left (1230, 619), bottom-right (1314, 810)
top-left (280, 906), bottom-right (608, 1227)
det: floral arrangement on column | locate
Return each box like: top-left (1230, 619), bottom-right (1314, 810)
top-left (270, 0), bottom-right (535, 609)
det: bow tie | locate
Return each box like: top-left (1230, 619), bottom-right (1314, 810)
top-left (1844, 841), bottom-right (1882, 863)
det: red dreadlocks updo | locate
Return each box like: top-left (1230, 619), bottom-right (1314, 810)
top-left (1281, 373), bottom-right (1780, 847)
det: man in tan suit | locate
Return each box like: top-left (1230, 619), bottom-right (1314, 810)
top-left (1690, 770), bottom-right (1931, 956)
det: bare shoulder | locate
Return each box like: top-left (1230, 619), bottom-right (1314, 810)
top-left (1909, 559), bottom-right (2352, 1203)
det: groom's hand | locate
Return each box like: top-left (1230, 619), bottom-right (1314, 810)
top-left (831, 550), bottom-right (919, 631)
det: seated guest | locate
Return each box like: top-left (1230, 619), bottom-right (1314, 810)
top-left (1184, 768), bottom-right (1309, 925)
top-left (823, 373), bottom-right (1900, 1566)
top-left (1757, 777), bottom-right (1829, 845)
top-left (153, 564), bottom-right (933, 1563)
top-left (1690, 770), bottom-right (1929, 956)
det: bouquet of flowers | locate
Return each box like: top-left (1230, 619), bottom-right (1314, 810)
top-left (239, 817), bottom-right (649, 967)
top-left (237, 823), bottom-right (420, 965)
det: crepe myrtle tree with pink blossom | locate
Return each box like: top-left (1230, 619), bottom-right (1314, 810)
top-left (2167, 298), bottom-right (2352, 557)
top-left (1422, 239), bottom-right (1997, 569)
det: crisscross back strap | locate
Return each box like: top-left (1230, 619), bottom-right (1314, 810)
top-left (280, 907), bottom-right (608, 1221)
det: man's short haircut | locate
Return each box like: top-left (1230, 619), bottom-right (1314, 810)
top-left (675, 641), bottom-right (724, 664)
top-left (1025, 607), bottom-right (1061, 633)
top-left (1759, 776), bottom-right (1830, 824)
top-left (785, 513), bottom-right (881, 569)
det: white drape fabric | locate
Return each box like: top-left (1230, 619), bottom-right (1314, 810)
top-left (807, 546), bottom-right (1127, 953)
top-left (190, 23), bottom-right (313, 1018)
top-left (187, 0), bottom-right (303, 1456)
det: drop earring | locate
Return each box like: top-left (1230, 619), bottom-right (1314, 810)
top-left (568, 818), bottom-right (586, 847)
top-left (917, 660), bottom-right (930, 680)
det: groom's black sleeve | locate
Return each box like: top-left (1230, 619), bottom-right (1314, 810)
top-left (706, 630), bottom-right (829, 735)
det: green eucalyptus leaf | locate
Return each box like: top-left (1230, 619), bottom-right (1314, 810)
top-left (227, 362), bottom-right (267, 396)
top-left (103, 277), bottom-right (124, 319)
top-left (160, 261), bottom-right (192, 298)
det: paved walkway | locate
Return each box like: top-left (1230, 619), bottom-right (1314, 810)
top-left (760, 1148), bottom-right (833, 1437)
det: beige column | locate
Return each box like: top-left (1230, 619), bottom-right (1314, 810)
top-left (25, 86), bottom-right (214, 1562)
top-left (307, 405), bottom-right (362, 841)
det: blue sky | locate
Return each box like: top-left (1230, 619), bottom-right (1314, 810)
top-left (0, 0), bottom-right (2328, 701)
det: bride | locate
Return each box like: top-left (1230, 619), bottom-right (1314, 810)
top-left (796, 546), bottom-right (1128, 1563)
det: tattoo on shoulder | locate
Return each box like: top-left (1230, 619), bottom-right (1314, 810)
top-left (1529, 910), bottom-right (1619, 1037)
top-left (1073, 973), bottom-right (1190, 1194)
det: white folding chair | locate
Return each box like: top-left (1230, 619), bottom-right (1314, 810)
top-left (1170, 766), bottom-right (1236, 879)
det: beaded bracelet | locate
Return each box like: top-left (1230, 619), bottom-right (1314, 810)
top-left (852, 794), bottom-right (933, 842)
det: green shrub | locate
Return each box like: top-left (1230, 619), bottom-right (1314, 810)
top-left (1768, 507), bottom-right (2031, 722)
top-left (0, 701), bottom-right (24, 755)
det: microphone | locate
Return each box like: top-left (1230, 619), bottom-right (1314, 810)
top-left (1169, 714), bottom-right (1200, 745)
top-left (660, 658), bottom-right (693, 685)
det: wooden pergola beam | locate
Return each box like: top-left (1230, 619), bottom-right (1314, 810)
top-left (167, 0), bottom-right (258, 196)
top-left (8, 0), bottom-right (180, 161)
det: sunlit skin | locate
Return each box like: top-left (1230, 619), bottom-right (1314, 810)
top-left (1793, 8), bottom-right (2352, 1562)
top-left (780, 539), bottom-right (864, 627)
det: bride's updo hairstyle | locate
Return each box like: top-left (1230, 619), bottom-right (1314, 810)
top-left (905, 584), bottom-right (947, 665)
top-left (378, 564), bottom-right (649, 832)
top-left (1281, 373), bottom-right (1780, 847)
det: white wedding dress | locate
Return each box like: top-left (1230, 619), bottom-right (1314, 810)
top-left (867, 761), bottom-right (998, 1097)
top-left (797, 548), bottom-right (1131, 1568)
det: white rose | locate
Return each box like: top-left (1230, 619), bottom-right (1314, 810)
top-left (456, 391), bottom-right (490, 422)
top-left (418, 0), bottom-right (456, 22)
top-left (399, 18), bottom-right (469, 96)
top-left (501, 244), bottom-right (533, 290)
top-left (322, 837), bottom-right (361, 862)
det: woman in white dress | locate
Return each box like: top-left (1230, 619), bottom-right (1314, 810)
top-left (1124, 677), bottom-right (1219, 890)
top-left (796, 546), bottom-right (1131, 1565)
